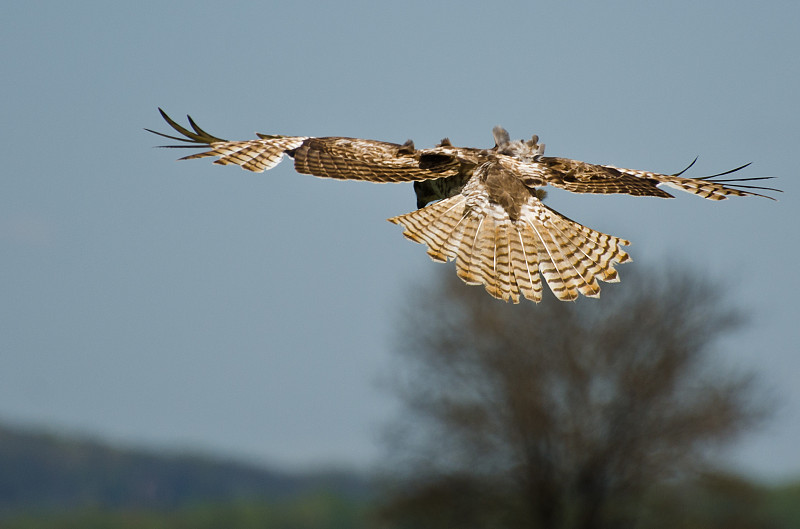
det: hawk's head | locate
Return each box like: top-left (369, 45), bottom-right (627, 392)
top-left (493, 126), bottom-right (545, 162)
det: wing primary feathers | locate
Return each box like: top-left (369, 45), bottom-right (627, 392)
top-left (147, 110), bottom-right (311, 172)
top-left (696, 165), bottom-right (782, 198)
top-left (672, 160), bottom-right (777, 191)
top-left (694, 162), bottom-right (751, 179)
top-left (144, 128), bottom-right (203, 146)
top-left (708, 179), bottom-right (782, 192)
top-left (145, 108), bottom-right (228, 146)
top-left (706, 176), bottom-right (775, 183)
top-left (674, 161), bottom-right (780, 199)
top-left (160, 108), bottom-right (221, 143)
top-left (186, 113), bottom-right (226, 142)
top-left (672, 157), bottom-right (698, 177)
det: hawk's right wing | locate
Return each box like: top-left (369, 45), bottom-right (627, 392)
top-left (535, 156), bottom-right (779, 201)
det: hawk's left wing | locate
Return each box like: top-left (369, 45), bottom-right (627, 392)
top-left (291, 137), bottom-right (460, 183)
top-left (147, 109), bottom-right (461, 183)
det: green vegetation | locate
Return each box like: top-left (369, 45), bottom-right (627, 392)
top-left (0, 492), bottom-right (369, 529)
top-left (1, 477), bottom-right (798, 529)
top-left (637, 474), bottom-right (800, 529)
top-left (4, 262), bottom-right (800, 529)
top-left (1, 419), bottom-right (799, 528)
top-left (375, 267), bottom-right (798, 528)
top-left (0, 422), bottom-right (367, 518)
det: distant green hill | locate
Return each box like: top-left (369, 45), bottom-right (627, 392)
top-left (0, 494), bottom-right (370, 529)
top-left (2, 421), bottom-right (799, 529)
top-left (0, 421), bottom-right (368, 518)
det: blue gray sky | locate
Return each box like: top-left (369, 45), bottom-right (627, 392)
top-left (2, 1), bottom-right (798, 480)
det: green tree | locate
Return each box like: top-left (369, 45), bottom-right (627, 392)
top-left (379, 265), bottom-right (767, 529)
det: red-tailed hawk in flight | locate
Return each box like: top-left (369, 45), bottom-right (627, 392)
top-left (148, 109), bottom-right (778, 303)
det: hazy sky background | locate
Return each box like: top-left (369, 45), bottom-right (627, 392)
top-left (2, 1), bottom-right (798, 480)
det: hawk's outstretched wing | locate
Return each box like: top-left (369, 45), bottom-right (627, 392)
top-left (146, 108), bottom-right (460, 183)
top-left (148, 110), bottom-right (779, 303)
top-left (533, 156), bottom-right (778, 201)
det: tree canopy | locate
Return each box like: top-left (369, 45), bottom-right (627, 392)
top-left (380, 265), bottom-right (766, 529)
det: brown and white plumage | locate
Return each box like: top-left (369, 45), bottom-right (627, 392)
top-left (388, 165), bottom-right (631, 303)
top-left (148, 109), bottom-right (779, 303)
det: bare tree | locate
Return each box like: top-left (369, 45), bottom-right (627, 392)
top-left (377, 265), bottom-right (766, 529)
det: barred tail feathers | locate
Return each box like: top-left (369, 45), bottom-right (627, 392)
top-left (388, 199), bottom-right (630, 303)
top-left (520, 203), bottom-right (630, 301)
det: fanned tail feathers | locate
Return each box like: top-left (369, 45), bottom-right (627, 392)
top-left (388, 198), bottom-right (630, 303)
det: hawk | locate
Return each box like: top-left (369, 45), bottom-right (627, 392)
top-left (147, 109), bottom-right (778, 303)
